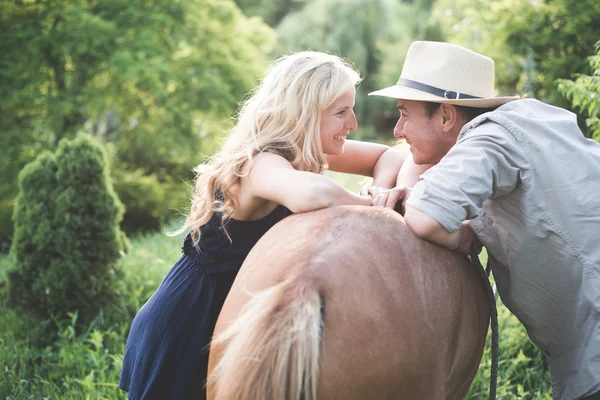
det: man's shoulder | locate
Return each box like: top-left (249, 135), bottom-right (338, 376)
top-left (460, 98), bottom-right (574, 140)
top-left (495, 98), bottom-right (568, 114)
top-left (458, 110), bottom-right (513, 141)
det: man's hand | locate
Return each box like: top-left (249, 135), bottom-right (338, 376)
top-left (456, 221), bottom-right (483, 256)
top-left (371, 186), bottom-right (411, 214)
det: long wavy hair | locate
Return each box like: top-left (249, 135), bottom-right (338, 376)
top-left (181, 51), bottom-right (361, 247)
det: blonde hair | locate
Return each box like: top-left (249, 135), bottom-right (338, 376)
top-left (183, 51), bottom-right (361, 247)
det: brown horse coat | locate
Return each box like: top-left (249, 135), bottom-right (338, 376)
top-left (207, 206), bottom-right (489, 400)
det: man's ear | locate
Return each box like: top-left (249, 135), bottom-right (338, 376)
top-left (439, 104), bottom-right (459, 133)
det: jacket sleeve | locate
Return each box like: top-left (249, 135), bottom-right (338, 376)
top-left (406, 122), bottom-right (526, 232)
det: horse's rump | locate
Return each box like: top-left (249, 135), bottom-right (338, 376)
top-left (208, 206), bottom-right (489, 400)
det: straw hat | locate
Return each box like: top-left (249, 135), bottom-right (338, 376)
top-left (369, 41), bottom-right (520, 108)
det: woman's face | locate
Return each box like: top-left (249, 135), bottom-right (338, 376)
top-left (320, 88), bottom-right (357, 156)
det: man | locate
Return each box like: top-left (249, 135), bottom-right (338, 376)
top-left (369, 41), bottom-right (600, 400)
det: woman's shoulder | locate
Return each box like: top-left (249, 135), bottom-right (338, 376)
top-left (181, 204), bottom-right (292, 261)
top-left (250, 152), bottom-right (293, 171)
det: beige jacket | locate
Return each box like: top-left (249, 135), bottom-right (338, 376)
top-left (407, 99), bottom-right (600, 399)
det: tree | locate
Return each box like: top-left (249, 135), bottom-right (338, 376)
top-left (368, 0), bottom-right (446, 135)
top-left (273, 0), bottom-right (404, 134)
top-left (0, 0), bottom-right (274, 245)
top-left (558, 41), bottom-right (600, 142)
top-left (234, 0), bottom-right (303, 27)
top-left (428, 0), bottom-right (600, 110)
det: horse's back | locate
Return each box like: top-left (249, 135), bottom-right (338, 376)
top-left (209, 206), bottom-right (489, 400)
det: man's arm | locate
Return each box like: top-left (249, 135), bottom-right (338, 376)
top-left (377, 125), bottom-right (524, 254)
top-left (404, 205), bottom-right (461, 248)
top-left (404, 205), bottom-right (481, 255)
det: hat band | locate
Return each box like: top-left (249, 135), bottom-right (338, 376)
top-left (397, 78), bottom-right (481, 100)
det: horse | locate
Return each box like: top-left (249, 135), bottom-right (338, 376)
top-left (207, 205), bottom-right (490, 400)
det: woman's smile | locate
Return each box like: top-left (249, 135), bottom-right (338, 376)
top-left (334, 134), bottom-right (348, 143)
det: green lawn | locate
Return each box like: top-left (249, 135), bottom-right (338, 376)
top-left (0, 190), bottom-right (552, 399)
top-left (0, 230), bottom-right (184, 399)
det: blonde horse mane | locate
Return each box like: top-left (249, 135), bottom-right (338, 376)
top-left (208, 279), bottom-right (323, 400)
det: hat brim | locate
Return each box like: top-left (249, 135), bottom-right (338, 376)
top-left (368, 84), bottom-right (520, 108)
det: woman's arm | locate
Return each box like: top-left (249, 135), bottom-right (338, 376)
top-left (403, 205), bottom-right (461, 249)
top-left (369, 152), bottom-right (435, 211)
top-left (246, 153), bottom-right (372, 213)
top-left (326, 140), bottom-right (405, 189)
top-left (396, 153), bottom-right (434, 188)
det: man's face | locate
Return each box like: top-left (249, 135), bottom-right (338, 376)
top-left (393, 100), bottom-right (452, 165)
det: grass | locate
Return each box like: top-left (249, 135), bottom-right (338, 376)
top-left (325, 170), bottom-right (370, 193)
top-left (0, 188), bottom-right (552, 399)
top-left (466, 300), bottom-right (553, 399)
top-left (463, 250), bottom-right (552, 399)
top-left (0, 230), bottom-right (184, 400)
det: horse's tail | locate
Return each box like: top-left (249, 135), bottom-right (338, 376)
top-left (208, 279), bottom-right (323, 400)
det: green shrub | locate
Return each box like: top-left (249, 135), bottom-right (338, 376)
top-left (8, 136), bottom-right (128, 326)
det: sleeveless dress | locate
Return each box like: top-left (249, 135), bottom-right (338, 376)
top-left (119, 204), bottom-right (292, 400)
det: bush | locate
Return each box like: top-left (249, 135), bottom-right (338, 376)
top-left (8, 136), bottom-right (128, 326)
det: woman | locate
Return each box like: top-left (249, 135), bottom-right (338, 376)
top-left (119, 51), bottom-right (404, 400)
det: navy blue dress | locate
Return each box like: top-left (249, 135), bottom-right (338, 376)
top-left (119, 205), bottom-right (292, 400)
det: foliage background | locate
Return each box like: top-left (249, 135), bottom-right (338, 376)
top-left (1, 0), bottom-right (599, 398)
top-left (0, 0), bottom-right (274, 245)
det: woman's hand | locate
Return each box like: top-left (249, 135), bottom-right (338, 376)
top-left (369, 186), bottom-right (411, 214)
